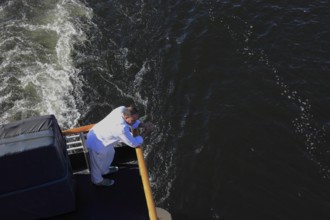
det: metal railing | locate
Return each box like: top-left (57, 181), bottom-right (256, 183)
top-left (64, 132), bottom-right (90, 171)
top-left (66, 134), bottom-right (85, 154)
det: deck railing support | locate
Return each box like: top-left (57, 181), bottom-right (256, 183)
top-left (135, 146), bottom-right (157, 220)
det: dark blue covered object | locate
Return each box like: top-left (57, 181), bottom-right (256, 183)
top-left (0, 115), bottom-right (75, 220)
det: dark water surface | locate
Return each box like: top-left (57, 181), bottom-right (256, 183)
top-left (1, 0), bottom-right (330, 219)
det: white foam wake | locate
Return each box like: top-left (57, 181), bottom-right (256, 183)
top-left (0, 0), bottom-right (93, 128)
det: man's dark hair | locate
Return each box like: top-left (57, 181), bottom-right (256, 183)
top-left (123, 106), bottom-right (138, 116)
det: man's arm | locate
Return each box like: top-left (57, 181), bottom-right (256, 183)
top-left (118, 126), bottom-right (143, 147)
top-left (131, 120), bottom-right (141, 130)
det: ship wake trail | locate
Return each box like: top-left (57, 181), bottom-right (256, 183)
top-left (0, 0), bottom-right (93, 128)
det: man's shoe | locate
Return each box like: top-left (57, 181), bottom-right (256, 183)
top-left (103, 166), bottom-right (119, 175)
top-left (94, 178), bottom-right (115, 187)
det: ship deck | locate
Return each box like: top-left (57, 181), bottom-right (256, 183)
top-left (47, 147), bottom-right (149, 220)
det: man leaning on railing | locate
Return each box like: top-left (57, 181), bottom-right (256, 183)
top-left (85, 105), bottom-right (155, 186)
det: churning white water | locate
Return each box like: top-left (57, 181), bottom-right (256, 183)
top-left (0, 0), bottom-right (93, 128)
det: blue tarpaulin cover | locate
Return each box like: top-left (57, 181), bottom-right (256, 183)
top-left (0, 115), bottom-right (75, 220)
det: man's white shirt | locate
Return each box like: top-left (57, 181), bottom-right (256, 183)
top-left (89, 106), bottom-right (143, 151)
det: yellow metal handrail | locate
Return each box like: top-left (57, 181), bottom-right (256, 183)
top-left (62, 124), bottom-right (95, 135)
top-left (62, 124), bottom-right (157, 220)
top-left (133, 129), bottom-right (157, 220)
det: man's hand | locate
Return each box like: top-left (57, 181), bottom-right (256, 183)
top-left (140, 122), bottom-right (155, 136)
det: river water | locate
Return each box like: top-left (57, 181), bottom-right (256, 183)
top-left (1, 0), bottom-right (330, 219)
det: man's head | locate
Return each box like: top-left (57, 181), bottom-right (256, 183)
top-left (123, 106), bottom-right (139, 125)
